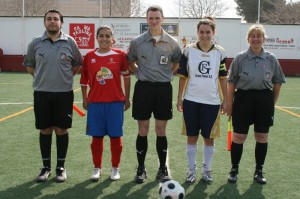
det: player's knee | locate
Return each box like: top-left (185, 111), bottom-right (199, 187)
top-left (232, 133), bottom-right (247, 144)
top-left (254, 133), bottom-right (268, 143)
top-left (54, 127), bottom-right (68, 135)
top-left (204, 138), bottom-right (214, 146)
top-left (40, 127), bottom-right (53, 135)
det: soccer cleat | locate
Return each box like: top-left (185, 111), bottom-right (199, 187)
top-left (254, 170), bottom-right (267, 184)
top-left (90, 168), bottom-right (101, 181)
top-left (56, 167), bottom-right (67, 182)
top-left (201, 171), bottom-right (213, 183)
top-left (110, 167), bottom-right (120, 181)
top-left (228, 168), bottom-right (238, 183)
top-left (186, 171), bottom-right (197, 183)
top-left (36, 167), bottom-right (51, 182)
top-left (134, 165), bottom-right (147, 183)
top-left (156, 166), bottom-right (171, 182)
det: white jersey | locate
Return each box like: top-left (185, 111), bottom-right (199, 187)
top-left (177, 43), bottom-right (227, 105)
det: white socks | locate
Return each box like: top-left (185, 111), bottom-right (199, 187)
top-left (186, 143), bottom-right (215, 173)
top-left (186, 144), bottom-right (198, 172)
top-left (202, 144), bottom-right (215, 172)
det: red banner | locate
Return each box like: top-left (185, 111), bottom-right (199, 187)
top-left (69, 23), bottom-right (94, 49)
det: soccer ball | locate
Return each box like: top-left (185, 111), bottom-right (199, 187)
top-left (159, 180), bottom-right (185, 199)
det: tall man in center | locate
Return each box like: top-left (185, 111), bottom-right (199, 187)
top-left (127, 5), bottom-right (182, 183)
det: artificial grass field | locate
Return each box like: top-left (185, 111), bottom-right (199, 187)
top-left (0, 73), bottom-right (299, 199)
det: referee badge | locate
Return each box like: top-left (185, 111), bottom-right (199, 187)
top-left (160, 56), bottom-right (168, 65)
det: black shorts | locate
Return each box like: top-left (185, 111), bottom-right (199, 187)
top-left (183, 100), bottom-right (220, 138)
top-left (132, 80), bottom-right (172, 120)
top-left (232, 89), bottom-right (274, 134)
top-left (34, 91), bottom-right (74, 129)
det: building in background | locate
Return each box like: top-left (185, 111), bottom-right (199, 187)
top-left (0, 0), bottom-right (131, 17)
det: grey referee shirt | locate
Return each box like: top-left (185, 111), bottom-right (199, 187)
top-left (228, 48), bottom-right (286, 90)
top-left (23, 31), bottom-right (83, 92)
top-left (127, 29), bottom-right (182, 82)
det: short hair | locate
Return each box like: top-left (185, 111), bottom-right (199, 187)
top-left (96, 25), bottom-right (113, 38)
top-left (197, 16), bottom-right (216, 31)
top-left (247, 24), bottom-right (266, 39)
top-left (146, 5), bottom-right (164, 17)
top-left (44, 9), bottom-right (63, 23)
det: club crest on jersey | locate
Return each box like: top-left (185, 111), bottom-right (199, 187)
top-left (96, 67), bottom-right (113, 85)
top-left (108, 58), bottom-right (116, 64)
top-left (91, 59), bottom-right (96, 63)
top-left (60, 52), bottom-right (70, 61)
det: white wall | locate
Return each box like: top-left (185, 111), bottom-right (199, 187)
top-left (0, 17), bottom-right (299, 59)
top-left (0, 18), bottom-right (24, 55)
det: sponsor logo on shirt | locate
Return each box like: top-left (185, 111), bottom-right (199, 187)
top-left (195, 61), bottom-right (212, 78)
top-left (96, 67), bottom-right (113, 85)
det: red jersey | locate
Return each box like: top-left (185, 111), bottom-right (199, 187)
top-left (80, 48), bottom-right (129, 103)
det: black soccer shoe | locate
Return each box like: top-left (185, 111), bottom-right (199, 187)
top-left (228, 168), bottom-right (238, 183)
top-left (254, 170), bottom-right (267, 184)
top-left (135, 165), bottom-right (147, 183)
top-left (36, 167), bottom-right (51, 182)
top-left (157, 166), bottom-right (171, 183)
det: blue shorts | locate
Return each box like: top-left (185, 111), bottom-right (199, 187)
top-left (183, 100), bottom-right (220, 138)
top-left (86, 102), bottom-right (124, 137)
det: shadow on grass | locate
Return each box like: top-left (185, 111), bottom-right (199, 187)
top-left (208, 181), bottom-right (265, 199)
top-left (208, 182), bottom-right (240, 199)
top-left (39, 178), bottom-right (113, 199)
top-left (0, 178), bottom-right (112, 199)
top-left (183, 180), bottom-right (210, 199)
top-left (0, 180), bottom-right (56, 199)
top-left (101, 179), bottom-right (158, 199)
top-left (242, 181), bottom-right (265, 199)
top-left (0, 177), bottom-right (159, 199)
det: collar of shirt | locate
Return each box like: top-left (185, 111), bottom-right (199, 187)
top-left (247, 47), bottom-right (267, 60)
top-left (145, 28), bottom-right (169, 43)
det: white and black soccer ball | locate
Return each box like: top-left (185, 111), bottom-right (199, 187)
top-left (159, 180), bottom-right (185, 199)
